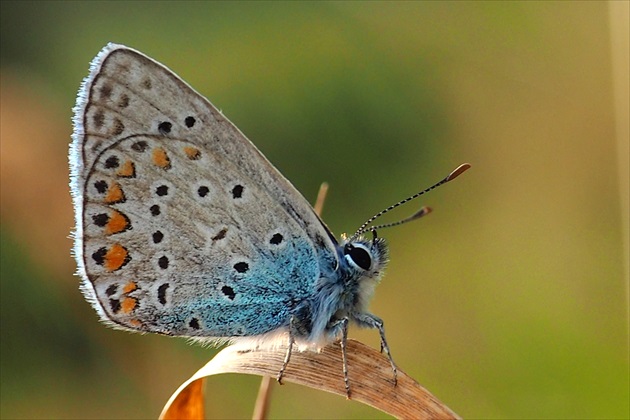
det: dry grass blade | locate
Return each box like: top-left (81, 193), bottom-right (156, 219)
top-left (159, 339), bottom-right (460, 419)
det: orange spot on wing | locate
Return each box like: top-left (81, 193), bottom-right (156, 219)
top-left (116, 160), bottom-right (136, 177)
top-left (123, 281), bottom-right (137, 294)
top-left (183, 146), bottom-right (201, 160)
top-left (105, 243), bottom-right (130, 271)
top-left (120, 297), bottom-right (137, 314)
top-left (128, 319), bottom-right (142, 327)
top-left (105, 182), bottom-right (125, 204)
top-left (105, 210), bottom-right (130, 235)
top-left (152, 147), bottom-right (171, 169)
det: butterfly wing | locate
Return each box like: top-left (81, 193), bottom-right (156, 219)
top-left (70, 43), bottom-right (339, 337)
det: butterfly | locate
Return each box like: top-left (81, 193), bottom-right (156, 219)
top-left (70, 43), bottom-right (469, 396)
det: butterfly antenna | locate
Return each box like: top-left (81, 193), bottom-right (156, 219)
top-left (367, 206), bottom-right (433, 233)
top-left (351, 163), bottom-right (471, 241)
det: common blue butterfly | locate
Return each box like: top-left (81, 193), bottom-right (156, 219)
top-left (69, 43), bottom-right (469, 395)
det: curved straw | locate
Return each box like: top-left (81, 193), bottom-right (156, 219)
top-left (159, 339), bottom-right (460, 419)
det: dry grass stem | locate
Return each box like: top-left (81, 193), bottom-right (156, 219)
top-left (159, 339), bottom-right (460, 419)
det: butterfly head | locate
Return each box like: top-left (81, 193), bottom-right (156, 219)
top-left (334, 232), bottom-right (389, 317)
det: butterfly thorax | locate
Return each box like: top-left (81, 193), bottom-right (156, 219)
top-left (296, 236), bottom-right (389, 345)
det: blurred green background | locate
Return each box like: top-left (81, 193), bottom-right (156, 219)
top-left (1, 1), bottom-right (628, 419)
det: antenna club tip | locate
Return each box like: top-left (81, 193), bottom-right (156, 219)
top-left (408, 205), bottom-right (433, 222)
top-left (446, 163), bottom-right (471, 182)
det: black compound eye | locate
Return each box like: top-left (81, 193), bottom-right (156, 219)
top-left (345, 244), bottom-right (372, 270)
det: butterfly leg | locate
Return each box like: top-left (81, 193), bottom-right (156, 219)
top-left (328, 317), bottom-right (352, 398)
top-left (277, 316), bottom-right (296, 385)
top-left (354, 313), bottom-right (398, 386)
top-left (339, 317), bottom-right (351, 398)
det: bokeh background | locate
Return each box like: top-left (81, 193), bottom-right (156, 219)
top-left (1, 1), bottom-right (628, 419)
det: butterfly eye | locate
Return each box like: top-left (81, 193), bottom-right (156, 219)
top-left (344, 243), bottom-right (372, 271)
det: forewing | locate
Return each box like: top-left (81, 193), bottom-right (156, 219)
top-left (70, 44), bottom-right (339, 337)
